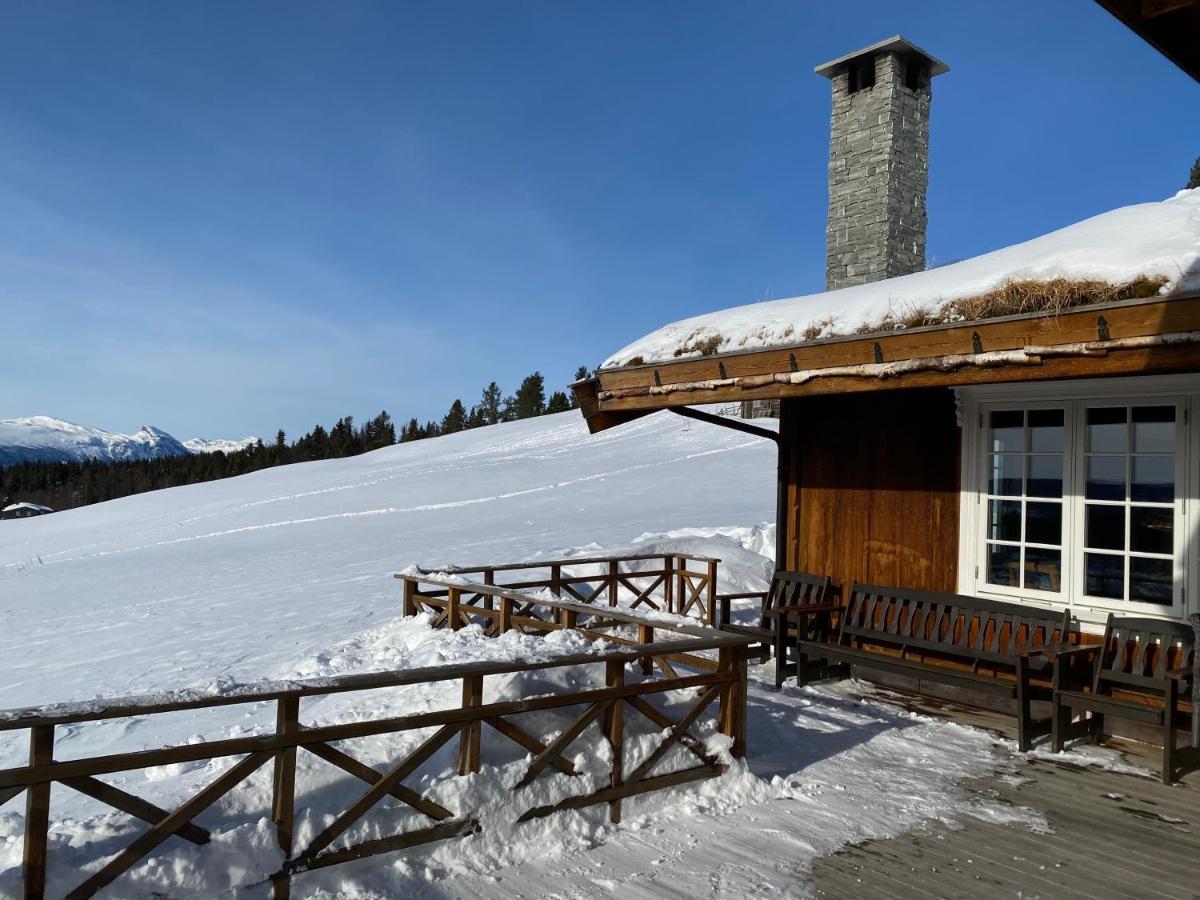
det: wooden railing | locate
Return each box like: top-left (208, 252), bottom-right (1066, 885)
top-left (414, 552), bottom-right (722, 626)
top-left (0, 584), bottom-right (751, 900)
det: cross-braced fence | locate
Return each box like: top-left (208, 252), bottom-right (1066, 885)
top-left (0, 582), bottom-right (751, 899)
top-left (414, 552), bottom-right (721, 626)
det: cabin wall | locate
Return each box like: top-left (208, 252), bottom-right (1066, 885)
top-left (780, 388), bottom-right (960, 599)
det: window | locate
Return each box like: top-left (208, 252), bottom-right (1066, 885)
top-left (962, 379), bottom-right (1192, 619)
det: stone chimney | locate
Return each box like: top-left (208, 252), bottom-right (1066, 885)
top-left (816, 36), bottom-right (948, 291)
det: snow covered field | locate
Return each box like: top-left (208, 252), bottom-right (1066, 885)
top-left (0, 410), bottom-right (1054, 898)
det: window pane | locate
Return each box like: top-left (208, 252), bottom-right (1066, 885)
top-left (1024, 547), bottom-right (1061, 592)
top-left (1085, 456), bottom-right (1125, 501)
top-left (988, 454), bottom-right (1023, 496)
top-left (1028, 409), bottom-right (1065, 452)
top-left (1086, 553), bottom-right (1124, 599)
top-left (1085, 505), bottom-right (1125, 551)
top-left (1087, 407), bottom-right (1127, 453)
top-left (1130, 507), bottom-right (1173, 555)
top-left (1025, 502), bottom-right (1062, 545)
top-left (1132, 406), bottom-right (1175, 453)
top-left (987, 544), bottom-right (1020, 587)
top-left (1027, 455), bottom-right (1063, 498)
top-left (988, 499), bottom-right (1022, 542)
top-left (1130, 557), bottom-right (1173, 605)
top-left (989, 410), bottom-right (1024, 453)
top-left (1131, 455), bottom-right (1174, 503)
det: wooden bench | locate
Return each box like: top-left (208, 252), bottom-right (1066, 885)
top-left (1052, 613), bottom-right (1198, 784)
top-left (717, 571), bottom-right (835, 685)
top-left (796, 583), bottom-right (1078, 751)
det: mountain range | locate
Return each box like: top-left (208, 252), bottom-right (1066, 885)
top-left (0, 416), bottom-right (258, 466)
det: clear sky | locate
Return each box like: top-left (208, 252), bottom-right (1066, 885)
top-left (1, 1), bottom-right (1196, 440)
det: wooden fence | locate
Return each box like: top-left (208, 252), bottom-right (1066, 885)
top-left (414, 552), bottom-right (721, 626)
top-left (0, 583), bottom-right (751, 899)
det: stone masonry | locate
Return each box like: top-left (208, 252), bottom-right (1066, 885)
top-left (818, 39), bottom-right (946, 291)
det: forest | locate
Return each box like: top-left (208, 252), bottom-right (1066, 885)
top-left (1, 369), bottom-right (585, 512)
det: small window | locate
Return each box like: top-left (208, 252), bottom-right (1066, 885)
top-left (847, 58), bottom-right (875, 94)
top-left (905, 63), bottom-right (924, 91)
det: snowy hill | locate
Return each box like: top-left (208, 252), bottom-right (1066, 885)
top-left (0, 409), bottom-right (776, 708)
top-left (0, 416), bottom-right (255, 465)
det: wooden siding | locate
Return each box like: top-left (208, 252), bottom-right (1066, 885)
top-left (781, 389), bottom-right (959, 599)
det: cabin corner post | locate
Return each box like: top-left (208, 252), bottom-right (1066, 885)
top-left (775, 408), bottom-right (793, 573)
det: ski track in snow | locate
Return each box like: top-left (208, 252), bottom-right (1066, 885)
top-left (0, 410), bottom-right (1098, 898)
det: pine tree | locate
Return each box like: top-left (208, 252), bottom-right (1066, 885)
top-left (466, 405), bottom-right (486, 429)
top-left (574, 365), bottom-right (590, 381)
top-left (441, 399), bottom-right (467, 434)
top-left (275, 429), bottom-right (287, 449)
top-left (500, 395), bottom-right (518, 422)
top-left (1189, 157), bottom-right (1200, 190)
top-left (514, 372), bottom-right (546, 419)
top-left (546, 391), bottom-right (570, 414)
top-left (478, 382), bottom-right (503, 426)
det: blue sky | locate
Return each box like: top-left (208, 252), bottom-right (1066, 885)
top-left (1, 2), bottom-right (1195, 439)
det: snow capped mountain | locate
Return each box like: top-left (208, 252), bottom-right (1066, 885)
top-left (0, 416), bottom-right (253, 466)
top-left (182, 436), bottom-right (260, 454)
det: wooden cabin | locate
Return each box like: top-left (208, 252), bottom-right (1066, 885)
top-left (1, 501), bottom-right (53, 520)
top-left (574, 32), bottom-right (1200, 633)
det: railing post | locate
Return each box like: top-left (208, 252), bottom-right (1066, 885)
top-left (551, 564), bottom-right (562, 598)
top-left (563, 608), bottom-right (578, 630)
top-left (500, 596), bottom-right (513, 633)
top-left (717, 647), bottom-right (748, 759)
top-left (483, 569), bottom-right (495, 612)
top-left (604, 659), bottom-right (624, 824)
top-left (663, 555), bottom-right (674, 615)
top-left (638, 624), bottom-right (654, 676)
top-left (706, 560), bottom-right (719, 627)
top-left (676, 560), bottom-right (686, 614)
top-left (448, 587), bottom-right (462, 631)
top-left (23, 724), bottom-right (52, 900)
top-left (271, 696), bottom-right (299, 900)
top-left (458, 674), bottom-right (483, 776)
top-left (402, 577), bottom-right (417, 617)
top-left (608, 560), bottom-right (619, 607)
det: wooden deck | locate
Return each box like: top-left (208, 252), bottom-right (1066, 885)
top-left (808, 690), bottom-right (1200, 900)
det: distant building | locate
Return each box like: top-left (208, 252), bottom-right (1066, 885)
top-left (1, 501), bottom-right (54, 520)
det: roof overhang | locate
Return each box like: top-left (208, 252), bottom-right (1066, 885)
top-left (574, 294), bottom-right (1200, 432)
top-left (1095, 0), bottom-right (1200, 83)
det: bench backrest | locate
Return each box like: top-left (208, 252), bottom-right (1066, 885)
top-left (760, 571), bottom-right (833, 630)
top-left (839, 583), bottom-right (1074, 666)
top-left (1092, 614), bottom-right (1195, 697)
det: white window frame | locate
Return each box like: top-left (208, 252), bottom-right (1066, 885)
top-left (958, 374), bottom-right (1196, 625)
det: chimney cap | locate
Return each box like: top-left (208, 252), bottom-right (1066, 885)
top-left (814, 35), bottom-right (949, 78)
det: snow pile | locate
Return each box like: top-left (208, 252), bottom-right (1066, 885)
top-left (604, 189), bottom-right (1200, 367)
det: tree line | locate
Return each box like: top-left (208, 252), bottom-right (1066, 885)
top-left (1, 368), bottom-right (588, 513)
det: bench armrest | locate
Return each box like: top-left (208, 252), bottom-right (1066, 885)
top-left (1018, 642), bottom-right (1098, 661)
top-left (715, 592), bottom-right (768, 602)
top-left (765, 602), bottom-right (842, 618)
top-left (1165, 668), bottom-right (1194, 684)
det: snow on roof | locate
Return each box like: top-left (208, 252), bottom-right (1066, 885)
top-left (602, 189), bottom-right (1200, 369)
top-left (3, 501), bottom-right (53, 513)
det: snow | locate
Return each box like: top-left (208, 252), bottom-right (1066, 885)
top-left (0, 416), bottom-right (254, 465)
top-left (604, 189), bottom-right (1200, 368)
top-left (0, 410), bottom-right (1093, 897)
top-left (182, 436), bottom-right (260, 454)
